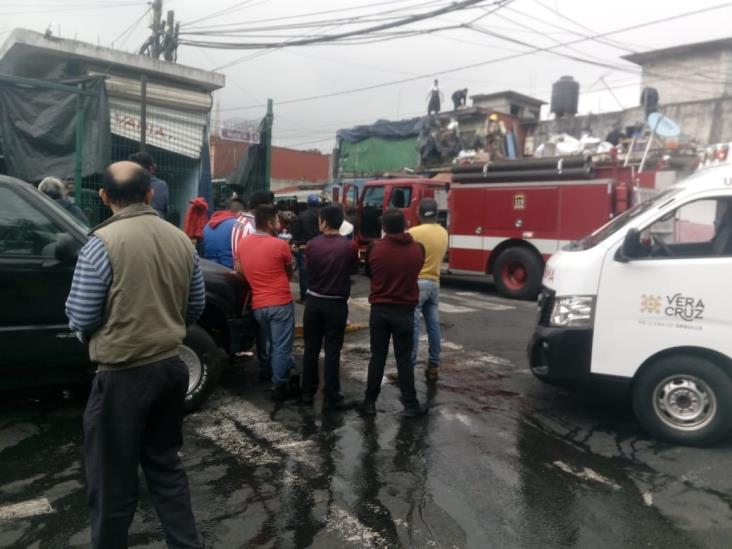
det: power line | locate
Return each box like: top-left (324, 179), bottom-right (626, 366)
top-left (216, 2), bottom-right (732, 112)
top-left (0, 2), bottom-right (146, 15)
top-left (181, 0), bottom-right (447, 30)
top-left (182, 0), bottom-right (259, 28)
top-left (111, 6), bottom-right (151, 49)
top-left (179, 0), bottom-right (501, 49)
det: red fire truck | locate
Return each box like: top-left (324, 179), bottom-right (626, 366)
top-left (335, 158), bottom-right (673, 300)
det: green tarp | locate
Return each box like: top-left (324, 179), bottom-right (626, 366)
top-left (0, 75), bottom-right (110, 182)
top-left (338, 136), bottom-right (419, 175)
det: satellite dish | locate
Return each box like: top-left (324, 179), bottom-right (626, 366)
top-left (648, 112), bottom-right (681, 137)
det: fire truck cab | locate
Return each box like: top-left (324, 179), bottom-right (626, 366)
top-left (529, 164), bottom-right (732, 445)
top-left (337, 178), bottom-right (447, 253)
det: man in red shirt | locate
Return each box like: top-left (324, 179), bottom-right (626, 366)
top-left (237, 205), bottom-right (296, 401)
top-left (360, 209), bottom-right (425, 417)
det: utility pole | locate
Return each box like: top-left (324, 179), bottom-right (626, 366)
top-left (163, 9), bottom-right (177, 61)
top-left (151, 0), bottom-right (163, 58)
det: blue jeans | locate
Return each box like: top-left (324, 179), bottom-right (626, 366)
top-left (296, 250), bottom-right (309, 301)
top-left (412, 279), bottom-right (441, 368)
top-left (254, 303), bottom-right (295, 386)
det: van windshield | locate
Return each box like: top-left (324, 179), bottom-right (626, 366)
top-left (567, 187), bottom-right (681, 250)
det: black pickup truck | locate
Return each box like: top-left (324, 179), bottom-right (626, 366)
top-left (0, 175), bottom-right (253, 410)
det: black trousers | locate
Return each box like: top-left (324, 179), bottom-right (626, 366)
top-left (83, 356), bottom-right (203, 549)
top-left (365, 304), bottom-right (418, 407)
top-left (301, 295), bottom-right (348, 402)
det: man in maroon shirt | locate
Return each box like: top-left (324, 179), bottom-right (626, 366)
top-left (301, 205), bottom-right (359, 411)
top-left (360, 209), bottom-right (425, 417)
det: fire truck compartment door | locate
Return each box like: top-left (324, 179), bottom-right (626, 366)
top-left (449, 187), bottom-right (488, 272)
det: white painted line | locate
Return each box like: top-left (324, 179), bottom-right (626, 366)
top-left (553, 461), bottom-right (621, 490)
top-left (448, 295), bottom-right (515, 311)
top-left (439, 302), bottom-right (477, 314)
top-left (326, 508), bottom-right (387, 547)
top-left (0, 498), bottom-right (54, 520)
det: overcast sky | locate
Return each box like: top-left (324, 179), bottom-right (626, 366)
top-left (2, 0), bottom-right (732, 151)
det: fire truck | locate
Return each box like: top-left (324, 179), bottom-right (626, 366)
top-left (335, 157), bottom-right (674, 300)
top-left (446, 156), bottom-right (677, 299)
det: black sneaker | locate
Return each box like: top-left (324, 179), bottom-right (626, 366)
top-left (300, 393), bottom-right (315, 405)
top-left (401, 403), bottom-right (425, 418)
top-left (271, 383), bottom-right (289, 402)
top-left (289, 374), bottom-right (301, 398)
top-left (322, 399), bottom-right (347, 413)
top-left (359, 400), bottom-right (377, 416)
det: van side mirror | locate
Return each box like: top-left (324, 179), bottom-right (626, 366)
top-left (617, 228), bottom-right (642, 262)
top-left (55, 233), bottom-right (80, 263)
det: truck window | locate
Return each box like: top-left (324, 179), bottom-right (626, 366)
top-left (361, 186), bottom-right (385, 239)
top-left (363, 186), bottom-right (385, 208)
top-left (0, 187), bottom-right (65, 257)
top-left (346, 186), bottom-right (359, 207)
top-left (640, 198), bottom-right (732, 258)
top-left (388, 187), bottom-right (412, 209)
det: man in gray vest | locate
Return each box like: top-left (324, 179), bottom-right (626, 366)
top-left (66, 161), bottom-right (205, 549)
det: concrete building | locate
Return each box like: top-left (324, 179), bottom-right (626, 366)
top-left (622, 38), bottom-right (732, 105)
top-left (0, 28), bottom-right (224, 224)
top-left (538, 38), bottom-right (732, 148)
top-left (470, 90), bottom-right (544, 123)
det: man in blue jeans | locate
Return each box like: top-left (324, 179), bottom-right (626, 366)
top-left (237, 205), bottom-right (296, 400)
top-left (407, 198), bottom-right (448, 383)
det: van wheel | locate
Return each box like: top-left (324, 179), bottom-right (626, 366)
top-left (180, 325), bottom-right (224, 412)
top-left (633, 354), bottom-right (732, 446)
top-left (492, 247), bottom-right (543, 300)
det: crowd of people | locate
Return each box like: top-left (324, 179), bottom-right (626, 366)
top-left (62, 155), bottom-right (449, 547)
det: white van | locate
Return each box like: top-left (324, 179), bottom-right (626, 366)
top-left (528, 164), bottom-right (732, 446)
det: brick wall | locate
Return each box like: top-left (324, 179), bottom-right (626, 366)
top-left (210, 135), bottom-right (330, 183)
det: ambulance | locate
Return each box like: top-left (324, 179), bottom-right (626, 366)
top-left (529, 164), bottom-right (732, 445)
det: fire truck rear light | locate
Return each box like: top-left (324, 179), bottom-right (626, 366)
top-left (716, 146), bottom-right (729, 161)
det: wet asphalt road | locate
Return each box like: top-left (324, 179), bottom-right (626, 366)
top-left (2, 275), bottom-right (732, 548)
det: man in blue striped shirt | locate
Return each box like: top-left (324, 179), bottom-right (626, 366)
top-left (66, 161), bottom-right (205, 549)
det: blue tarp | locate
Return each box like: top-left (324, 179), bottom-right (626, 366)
top-left (336, 117), bottom-right (424, 144)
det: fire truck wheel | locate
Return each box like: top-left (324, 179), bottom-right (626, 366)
top-left (492, 247), bottom-right (542, 300)
top-left (633, 354), bottom-right (732, 446)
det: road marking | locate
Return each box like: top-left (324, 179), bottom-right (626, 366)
top-left (438, 302), bottom-right (477, 314)
top-left (448, 295), bottom-right (515, 311)
top-left (326, 508), bottom-right (388, 547)
top-left (193, 398), bottom-right (385, 547)
top-left (0, 498), bottom-right (54, 520)
top-left (552, 461), bottom-right (621, 490)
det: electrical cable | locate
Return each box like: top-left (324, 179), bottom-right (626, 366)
top-left (179, 0), bottom-right (500, 49)
top-left (111, 6), bottom-right (151, 49)
top-left (181, 0), bottom-right (448, 30)
top-left (215, 2), bottom-right (732, 112)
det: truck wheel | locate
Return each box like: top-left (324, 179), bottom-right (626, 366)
top-left (633, 354), bottom-right (732, 446)
top-left (180, 325), bottom-right (225, 412)
top-left (493, 247), bottom-right (543, 300)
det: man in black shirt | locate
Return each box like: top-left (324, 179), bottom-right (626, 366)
top-left (292, 194), bottom-right (321, 302)
top-left (300, 205), bottom-right (359, 411)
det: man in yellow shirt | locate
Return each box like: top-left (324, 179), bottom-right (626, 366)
top-left (408, 198), bottom-right (448, 382)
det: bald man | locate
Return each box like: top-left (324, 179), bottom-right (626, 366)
top-left (66, 161), bottom-right (205, 548)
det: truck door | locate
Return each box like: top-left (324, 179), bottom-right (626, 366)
top-left (386, 185), bottom-right (416, 227)
top-left (361, 185), bottom-right (385, 240)
top-left (592, 195), bottom-right (732, 379)
top-left (0, 184), bottom-right (87, 372)
top-left (448, 187), bottom-right (488, 272)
